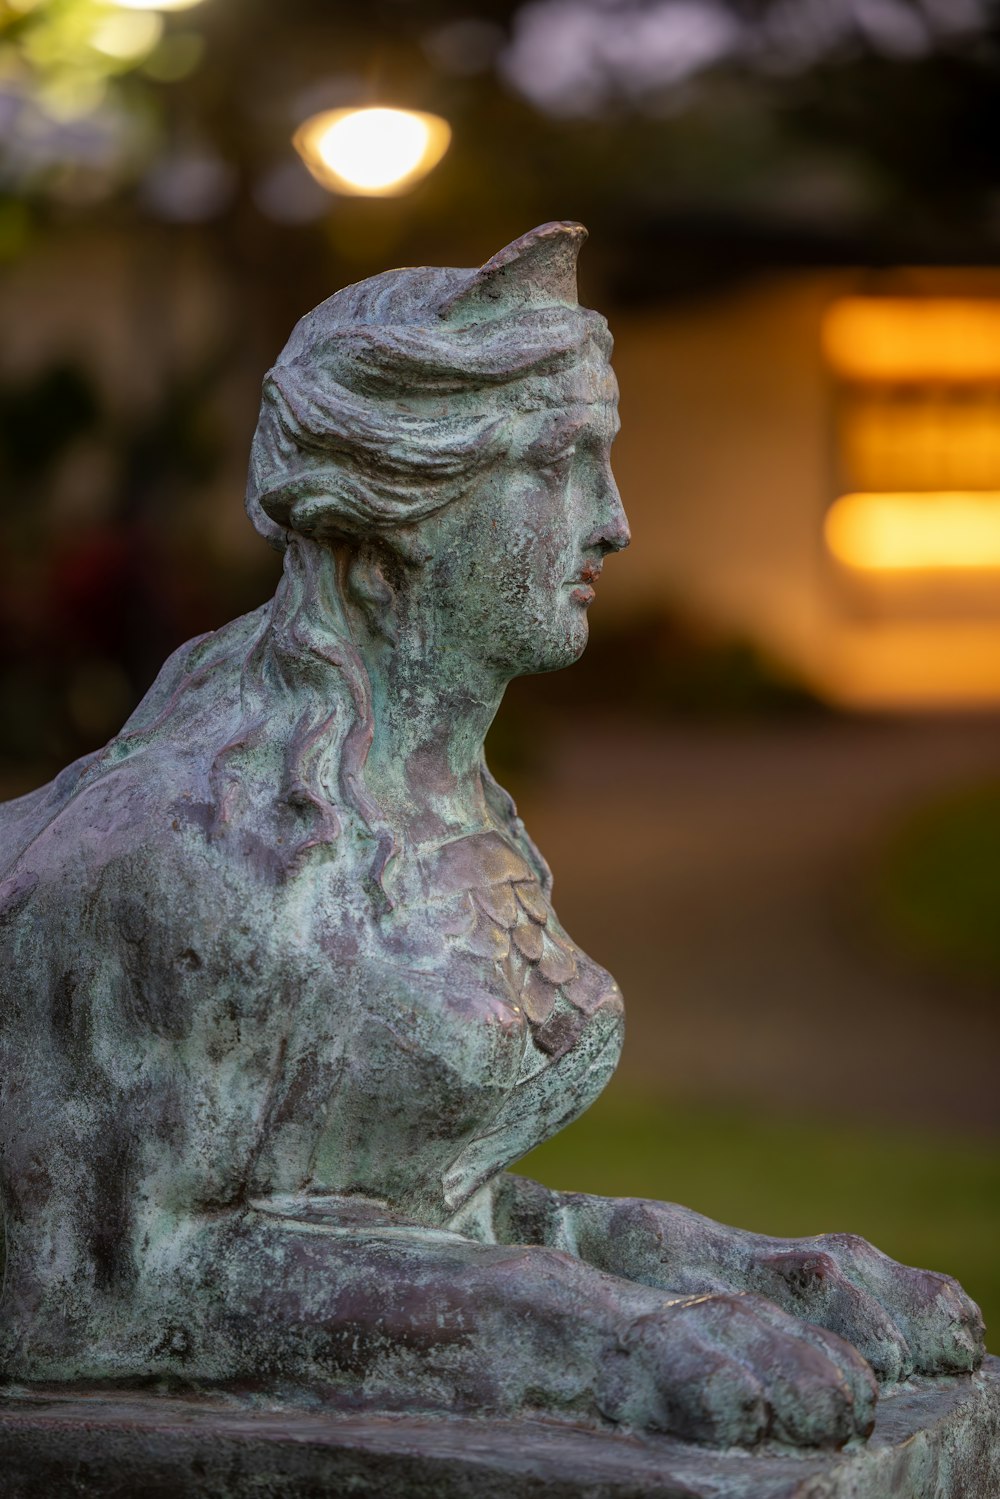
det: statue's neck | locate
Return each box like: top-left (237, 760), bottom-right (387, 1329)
top-left (267, 539), bottom-right (508, 847)
top-left (362, 642), bottom-right (506, 846)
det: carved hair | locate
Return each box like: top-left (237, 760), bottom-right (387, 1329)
top-left (245, 247), bottom-right (610, 550)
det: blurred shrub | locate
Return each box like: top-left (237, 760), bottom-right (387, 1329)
top-left (0, 354), bottom-right (278, 779)
top-left (0, 362), bottom-right (99, 478)
top-left (540, 608), bottom-right (824, 719)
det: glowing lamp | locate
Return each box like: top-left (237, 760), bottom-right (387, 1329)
top-left (293, 107), bottom-right (451, 198)
top-left (825, 492), bottom-right (1000, 572)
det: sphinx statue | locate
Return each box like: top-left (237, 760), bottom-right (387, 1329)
top-left (0, 223), bottom-right (984, 1450)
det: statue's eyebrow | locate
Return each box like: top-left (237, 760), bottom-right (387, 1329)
top-left (523, 412), bottom-right (592, 460)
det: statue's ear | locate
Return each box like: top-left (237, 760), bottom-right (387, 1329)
top-left (438, 221), bottom-right (587, 324)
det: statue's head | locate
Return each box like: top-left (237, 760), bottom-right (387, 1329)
top-left (81, 226), bottom-right (626, 892)
top-left (246, 222), bottom-right (628, 680)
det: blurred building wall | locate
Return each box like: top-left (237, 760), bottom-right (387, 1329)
top-left (604, 270), bottom-right (1000, 710)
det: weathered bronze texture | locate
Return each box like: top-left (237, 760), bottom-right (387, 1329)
top-left (0, 224), bottom-right (986, 1456)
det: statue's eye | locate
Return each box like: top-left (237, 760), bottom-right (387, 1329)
top-left (539, 447), bottom-right (575, 476)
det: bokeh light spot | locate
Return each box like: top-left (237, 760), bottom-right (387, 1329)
top-left (293, 107), bottom-right (451, 197)
top-left (91, 10), bottom-right (163, 61)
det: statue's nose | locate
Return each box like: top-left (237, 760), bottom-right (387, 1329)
top-left (596, 476), bottom-right (631, 554)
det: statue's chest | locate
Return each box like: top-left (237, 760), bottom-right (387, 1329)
top-left (297, 832), bottom-right (623, 1218)
top-left (421, 829), bottom-right (619, 1058)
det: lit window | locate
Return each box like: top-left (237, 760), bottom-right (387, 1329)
top-left (822, 296), bottom-right (1000, 577)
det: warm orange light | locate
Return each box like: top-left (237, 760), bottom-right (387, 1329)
top-left (293, 107), bottom-right (451, 197)
top-left (821, 623), bottom-right (1000, 709)
top-left (822, 298), bottom-right (1000, 382)
top-left (825, 491), bottom-right (1000, 572)
top-left (839, 396), bottom-right (1000, 492)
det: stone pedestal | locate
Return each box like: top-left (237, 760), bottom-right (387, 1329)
top-left (2, 1358), bottom-right (998, 1498)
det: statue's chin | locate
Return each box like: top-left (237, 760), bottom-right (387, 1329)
top-left (517, 621), bottom-right (591, 678)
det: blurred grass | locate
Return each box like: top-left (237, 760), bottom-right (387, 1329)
top-left (873, 779), bottom-right (1000, 987)
top-left (520, 1081), bottom-right (999, 1353)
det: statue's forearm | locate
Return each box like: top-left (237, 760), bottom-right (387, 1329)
top-left (477, 1173), bottom-right (757, 1293)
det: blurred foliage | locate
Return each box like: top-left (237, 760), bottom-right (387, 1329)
top-left (871, 779), bottom-right (1000, 987)
top-left (0, 360), bottom-right (98, 475)
top-left (576, 610), bottom-right (825, 718)
top-left (521, 1082), bottom-right (1000, 1352)
top-left (0, 352), bottom-right (278, 772)
top-left (0, 0), bottom-right (165, 201)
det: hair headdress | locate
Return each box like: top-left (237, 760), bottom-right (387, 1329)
top-left (245, 222), bottom-right (606, 551)
top-left (438, 220), bottom-right (587, 323)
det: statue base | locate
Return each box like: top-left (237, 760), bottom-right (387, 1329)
top-left (2, 1358), bottom-right (999, 1497)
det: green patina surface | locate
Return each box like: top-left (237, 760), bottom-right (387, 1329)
top-left (0, 225), bottom-right (991, 1475)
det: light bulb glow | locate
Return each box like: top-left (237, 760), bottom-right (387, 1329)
top-left (826, 491), bottom-right (1000, 572)
top-left (293, 107), bottom-right (451, 197)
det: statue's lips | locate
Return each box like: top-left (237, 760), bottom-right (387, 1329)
top-left (567, 561), bottom-right (601, 605)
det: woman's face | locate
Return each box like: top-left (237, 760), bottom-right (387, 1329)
top-left (419, 363), bottom-right (630, 684)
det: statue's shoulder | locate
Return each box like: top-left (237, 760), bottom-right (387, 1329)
top-left (0, 770), bottom-right (201, 965)
top-left (0, 611), bottom-right (281, 936)
top-left (0, 762), bottom-right (312, 1025)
